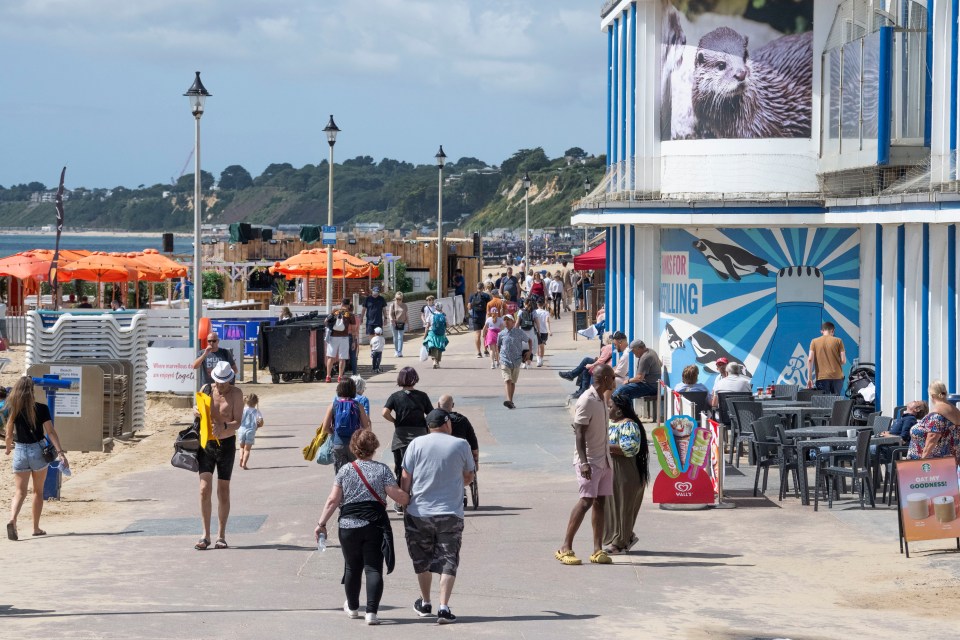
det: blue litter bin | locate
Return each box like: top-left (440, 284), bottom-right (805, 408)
top-left (43, 460), bottom-right (61, 500)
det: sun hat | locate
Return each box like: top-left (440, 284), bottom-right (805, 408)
top-left (716, 357), bottom-right (729, 366)
top-left (211, 361), bottom-right (235, 384)
top-left (503, 314), bottom-right (515, 322)
top-left (374, 327), bottom-right (383, 334)
top-left (372, 286), bottom-right (381, 293)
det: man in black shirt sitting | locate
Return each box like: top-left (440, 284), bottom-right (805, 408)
top-left (438, 395), bottom-right (478, 470)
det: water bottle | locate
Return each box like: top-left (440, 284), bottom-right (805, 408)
top-left (317, 532), bottom-right (327, 552)
top-left (60, 460), bottom-right (72, 477)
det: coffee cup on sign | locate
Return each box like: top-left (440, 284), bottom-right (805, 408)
top-left (933, 495), bottom-right (957, 523)
top-left (906, 493), bottom-right (931, 520)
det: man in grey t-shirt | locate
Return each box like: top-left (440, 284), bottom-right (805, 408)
top-left (401, 409), bottom-right (476, 624)
top-left (612, 339), bottom-right (661, 401)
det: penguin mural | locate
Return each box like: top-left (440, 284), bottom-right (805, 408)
top-left (689, 331), bottom-right (752, 377)
top-left (692, 239), bottom-right (770, 282)
top-left (665, 323), bottom-right (685, 350)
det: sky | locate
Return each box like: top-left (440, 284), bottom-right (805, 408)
top-left (0, 0), bottom-right (605, 190)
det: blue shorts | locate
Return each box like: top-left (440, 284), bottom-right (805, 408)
top-left (12, 442), bottom-right (49, 473)
top-left (237, 427), bottom-right (256, 446)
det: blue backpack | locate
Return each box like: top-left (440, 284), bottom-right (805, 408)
top-left (432, 312), bottom-right (447, 336)
top-left (333, 398), bottom-right (361, 444)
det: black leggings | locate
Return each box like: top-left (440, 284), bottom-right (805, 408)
top-left (393, 448), bottom-right (406, 484)
top-left (551, 293), bottom-right (562, 318)
top-left (340, 523), bottom-right (384, 613)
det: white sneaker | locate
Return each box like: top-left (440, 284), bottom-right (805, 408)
top-left (344, 601), bottom-right (359, 619)
top-left (490, 362), bottom-right (496, 369)
top-left (365, 612), bottom-right (380, 625)
top-left (537, 358), bottom-right (543, 367)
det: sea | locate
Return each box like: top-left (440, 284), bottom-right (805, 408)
top-left (0, 233), bottom-right (191, 256)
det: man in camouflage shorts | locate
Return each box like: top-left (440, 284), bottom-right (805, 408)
top-left (401, 409), bottom-right (476, 624)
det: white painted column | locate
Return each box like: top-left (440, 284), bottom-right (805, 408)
top-left (929, 224), bottom-right (950, 383)
top-left (879, 225), bottom-right (900, 416)
top-left (631, 225), bottom-right (661, 347)
top-left (858, 224), bottom-right (876, 364)
top-left (902, 224), bottom-right (924, 403)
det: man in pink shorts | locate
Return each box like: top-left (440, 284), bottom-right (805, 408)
top-left (555, 364), bottom-right (616, 566)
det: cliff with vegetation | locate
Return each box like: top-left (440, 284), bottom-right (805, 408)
top-left (0, 148), bottom-right (604, 233)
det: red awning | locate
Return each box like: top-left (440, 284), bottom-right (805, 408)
top-left (574, 241), bottom-right (605, 270)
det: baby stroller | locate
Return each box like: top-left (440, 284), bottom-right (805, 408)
top-left (846, 362), bottom-right (876, 425)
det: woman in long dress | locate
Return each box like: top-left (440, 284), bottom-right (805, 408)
top-left (603, 394), bottom-right (649, 555)
top-left (423, 302), bottom-right (449, 369)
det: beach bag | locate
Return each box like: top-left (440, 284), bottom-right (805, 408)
top-left (171, 418), bottom-right (200, 472)
top-left (432, 313), bottom-right (447, 336)
top-left (519, 310), bottom-right (534, 331)
top-left (315, 435), bottom-right (335, 465)
top-left (302, 427), bottom-right (328, 461)
top-left (333, 398), bottom-right (361, 444)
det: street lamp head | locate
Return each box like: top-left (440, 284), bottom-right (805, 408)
top-left (184, 71), bottom-right (211, 117)
top-left (584, 177), bottom-right (592, 194)
top-left (522, 172), bottom-right (531, 191)
top-left (324, 115), bottom-right (340, 147)
top-left (435, 145), bottom-right (447, 169)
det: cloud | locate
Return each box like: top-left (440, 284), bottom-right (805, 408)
top-left (0, 0), bottom-right (598, 94)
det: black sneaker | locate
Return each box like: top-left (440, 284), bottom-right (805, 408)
top-left (437, 608), bottom-right (456, 624)
top-left (558, 371), bottom-right (574, 381)
top-left (394, 503), bottom-right (404, 514)
top-left (413, 598), bottom-right (433, 617)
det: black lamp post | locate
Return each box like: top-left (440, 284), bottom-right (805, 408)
top-left (184, 71), bottom-right (211, 354)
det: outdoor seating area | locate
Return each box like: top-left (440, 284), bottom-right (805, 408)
top-left (718, 393), bottom-right (907, 511)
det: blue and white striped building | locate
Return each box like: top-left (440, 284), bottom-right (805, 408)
top-left (575, 0), bottom-right (960, 414)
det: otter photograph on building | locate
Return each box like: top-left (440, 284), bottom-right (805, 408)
top-left (661, 0), bottom-right (814, 140)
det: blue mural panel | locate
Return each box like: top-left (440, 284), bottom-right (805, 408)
top-left (659, 228), bottom-right (860, 390)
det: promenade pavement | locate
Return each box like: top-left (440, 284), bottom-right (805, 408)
top-left (2, 318), bottom-right (959, 639)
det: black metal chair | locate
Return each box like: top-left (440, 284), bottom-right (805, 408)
top-left (773, 384), bottom-right (799, 400)
top-left (678, 390), bottom-right (710, 423)
top-left (873, 416), bottom-right (893, 433)
top-left (796, 388), bottom-right (823, 402)
top-left (814, 429), bottom-right (875, 511)
top-left (750, 416), bottom-right (784, 497)
top-left (731, 400), bottom-right (762, 467)
top-left (882, 447), bottom-right (909, 505)
top-left (810, 395), bottom-right (842, 408)
top-left (774, 423), bottom-right (801, 501)
top-left (809, 398), bottom-right (854, 427)
top-left (717, 391), bottom-right (753, 462)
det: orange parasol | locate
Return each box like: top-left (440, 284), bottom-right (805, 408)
top-left (0, 249), bottom-right (90, 281)
top-left (269, 249), bottom-right (379, 278)
top-left (58, 251), bottom-right (163, 282)
top-left (123, 250), bottom-right (188, 281)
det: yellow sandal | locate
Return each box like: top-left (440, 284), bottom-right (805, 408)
top-left (589, 550), bottom-right (612, 564)
top-left (555, 549), bottom-right (582, 565)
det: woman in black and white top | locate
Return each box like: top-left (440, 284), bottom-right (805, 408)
top-left (4, 376), bottom-right (68, 541)
top-left (316, 430), bottom-right (409, 625)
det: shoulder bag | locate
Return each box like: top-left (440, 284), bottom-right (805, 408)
top-left (315, 433), bottom-right (335, 465)
top-left (40, 436), bottom-right (57, 464)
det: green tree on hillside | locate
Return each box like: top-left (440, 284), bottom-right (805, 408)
top-left (219, 165), bottom-right (254, 190)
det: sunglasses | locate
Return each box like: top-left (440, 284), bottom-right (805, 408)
top-left (209, 339), bottom-right (219, 343)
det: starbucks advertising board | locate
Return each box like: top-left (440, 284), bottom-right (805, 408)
top-left (896, 457), bottom-right (960, 556)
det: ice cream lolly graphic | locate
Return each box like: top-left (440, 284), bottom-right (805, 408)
top-left (652, 426), bottom-right (682, 478)
top-left (687, 428), bottom-right (713, 480)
